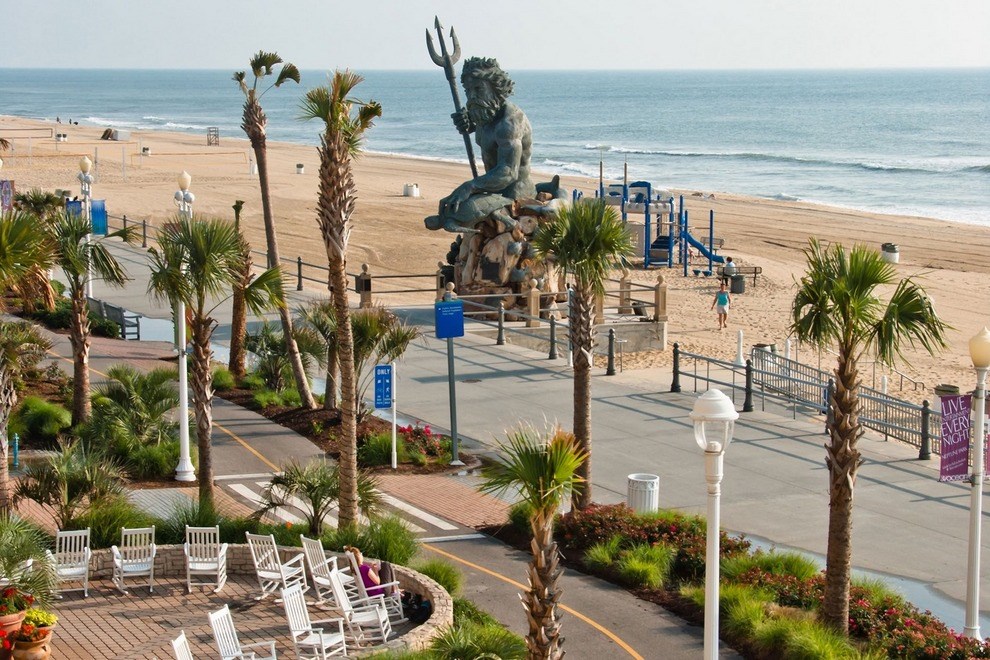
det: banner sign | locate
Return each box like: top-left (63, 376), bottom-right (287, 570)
top-left (939, 394), bottom-right (972, 482)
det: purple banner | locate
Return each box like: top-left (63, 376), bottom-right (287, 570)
top-left (940, 394), bottom-right (972, 482)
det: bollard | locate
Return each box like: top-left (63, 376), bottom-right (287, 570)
top-left (296, 257), bottom-right (304, 291)
top-left (548, 318), bottom-right (559, 359)
top-left (654, 274), bottom-right (667, 321)
top-left (357, 264), bottom-right (372, 308)
top-left (496, 303), bottom-right (505, 346)
top-left (919, 399), bottom-right (932, 460)
top-left (743, 359), bottom-right (754, 412)
top-left (606, 328), bottom-right (616, 376)
top-left (122, 214), bottom-right (128, 231)
top-left (734, 329), bottom-right (745, 366)
top-left (142, 219), bottom-right (148, 248)
top-left (526, 280), bottom-right (540, 328)
top-left (12, 433), bottom-right (19, 469)
top-left (671, 342), bottom-right (681, 392)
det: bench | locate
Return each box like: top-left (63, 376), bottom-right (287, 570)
top-left (87, 297), bottom-right (141, 340)
top-left (716, 265), bottom-right (762, 284)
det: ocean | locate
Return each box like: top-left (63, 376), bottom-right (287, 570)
top-left (1, 68), bottom-right (987, 224)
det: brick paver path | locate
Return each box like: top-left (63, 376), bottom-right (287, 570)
top-left (375, 473), bottom-right (510, 529)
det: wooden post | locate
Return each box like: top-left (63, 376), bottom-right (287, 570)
top-left (526, 279), bottom-right (540, 328)
top-left (594, 291), bottom-right (604, 325)
top-left (618, 268), bottom-right (632, 314)
top-left (435, 262), bottom-right (446, 302)
top-left (654, 274), bottom-right (668, 321)
top-left (357, 263), bottom-right (373, 309)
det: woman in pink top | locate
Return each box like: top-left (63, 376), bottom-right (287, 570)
top-left (345, 546), bottom-right (385, 597)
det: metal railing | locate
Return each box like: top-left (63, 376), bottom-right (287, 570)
top-left (671, 343), bottom-right (938, 459)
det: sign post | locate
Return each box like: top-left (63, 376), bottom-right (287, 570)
top-left (435, 292), bottom-right (465, 466)
top-left (374, 363), bottom-right (397, 469)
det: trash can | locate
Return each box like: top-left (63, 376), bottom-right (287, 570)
top-left (933, 384), bottom-right (960, 398)
top-left (730, 274), bottom-right (745, 294)
top-left (627, 473), bottom-right (660, 514)
top-left (881, 243), bottom-right (900, 264)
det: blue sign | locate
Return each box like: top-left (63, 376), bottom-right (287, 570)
top-left (374, 364), bottom-right (393, 409)
top-left (435, 300), bottom-right (465, 339)
top-left (90, 199), bottom-right (108, 235)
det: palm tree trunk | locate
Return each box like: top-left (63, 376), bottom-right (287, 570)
top-left (324, 343), bottom-right (338, 410)
top-left (251, 136), bottom-right (317, 409)
top-left (821, 349), bottom-right (862, 635)
top-left (69, 287), bottom-right (91, 425)
top-left (227, 245), bottom-right (252, 379)
top-left (0, 373), bottom-right (14, 514)
top-left (525, 515), bottom-right (564, 659)
top-left (190, 317), bottom-right (215, 509)
top-left (329, 263), bottom-right (358, 528)
top-left (571, 286), bottom-right (594, 510)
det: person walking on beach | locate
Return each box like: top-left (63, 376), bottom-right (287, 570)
top-left (711, 283), bottom-right (731, 329)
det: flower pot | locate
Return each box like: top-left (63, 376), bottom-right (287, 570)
top-left (11, 637), bottom-right (50, 660)
top-left (0, 612), bottom-right (25, 636)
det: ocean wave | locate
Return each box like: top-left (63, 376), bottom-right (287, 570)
top-left (963, 164), bottom-right (990, 174)
top-left (771, 193), bottom-right (801, 202)
top-left (84, 116), bottom-right (141, 128)
top-left (541, 159), bottom-right (602, 178)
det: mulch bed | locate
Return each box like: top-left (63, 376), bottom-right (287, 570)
top-left (217, 386), bottom-right (472, 475)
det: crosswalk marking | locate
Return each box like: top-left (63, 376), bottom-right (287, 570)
top-left (381, 494), bottom-right (457, 531)
top-left (223, 479), bottom-right (460, 538)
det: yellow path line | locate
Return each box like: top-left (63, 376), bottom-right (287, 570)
top-left (423, 542), bottom-right (644, 660)
top-left (48, 351), bottom-right (278, 472)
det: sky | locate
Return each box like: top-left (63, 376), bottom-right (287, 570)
top-left (3, 0), bottom-right (988, 71)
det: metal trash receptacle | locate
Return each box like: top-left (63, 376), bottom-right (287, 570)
top-left (730, 274), bottom-right (745, 294)
top-left (627, 473), bottom-right (660, 514)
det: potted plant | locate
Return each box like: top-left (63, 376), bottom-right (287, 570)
top-left (10, 624), bottom-right (51, 660)
top-left (19, 611), bottom-right (54, 636)
top-left (0, 515), bottom-right (56, 644)
top-left (0, 590), bottom-right (33, 636)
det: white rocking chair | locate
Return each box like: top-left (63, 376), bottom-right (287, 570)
top-left (344, 549), bottom-right (405, 624)
top-left (171, 630), bottom-right (195, 660)
top-left (281, 583), bottom-right (347, 659)
top-left (300, 535), bottom-right (357, 606)
top-left (111, 526), bottom-right (156, 594)
top-left (184, 525), bottom-right (228, 593)
top-left (208, 604), bottom-right (277, 660)
top-left (246, 532), bottom-right (307, 600)
top-left (46, 528), bottom-right (92, 597)
top-left (328, 569), bottom-right (391, 646)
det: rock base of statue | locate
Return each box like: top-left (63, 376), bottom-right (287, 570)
top-left (445, 196), bottom-right (564, 315)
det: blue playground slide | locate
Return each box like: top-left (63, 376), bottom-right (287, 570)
top-left (683, 230), bottom-right (725, 264)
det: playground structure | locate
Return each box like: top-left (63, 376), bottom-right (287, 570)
top-left (578, 169), bottom-right (725, 275)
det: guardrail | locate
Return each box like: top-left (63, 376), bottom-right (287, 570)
top-left (671, 343), bottom-right (939, 460)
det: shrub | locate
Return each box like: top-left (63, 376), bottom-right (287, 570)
top-left (321, 523), bottom-right (363, 554)
top-left (23, 608), bottom-right (57, 628)
top-left (431, 620), bottom-right (526, 660)
top-left (724, 593), bottom-right (769, 639)
top-left (583, 535), bottom-right (623, 573)
top-left (128, 440), bottom-right (183, 480)
top-left (414, 559), bottom-right (462, 597)
top-left (219, 516), bottom-right (262, 544)
top-left (753, 616), bottom-right (859, 659)
top-left (10, 396), bottom-right (71, 446)
top-left (358, 432), bottom-right (407, 467)
top-left (239, 372), bottom-right (266, 391)
top-left (252, 387), bottom-right (302, 409)
top-left (398, 423), bottom-right (449, 458)
top-left (453, 597), bottom-right (501, 627)
top-left (615, 543), bottom-right (675, 589)
top-left (722, 549), bottom-right (820, 582)
top-left (257, 522), bottom-right (302, 547)
top-left (359, 516), bottom-right (420, 565)
top-left (212, 366), bottom-right (235, 391)
top-left (157, 498), bottom-right (224, 545)
top-left (90, 316), bottom-right (121, 338)
top-left (507, 501), bottom-right (533, 535)
top-left (26, 298), bottom-right (120, 338)
top-left (72, 497), bottom-right (157, 549)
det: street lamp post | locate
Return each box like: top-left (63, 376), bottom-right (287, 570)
top-left (78, 156), bottom-right (94, 298)
top-left (173, 171), bottom-right (195, 483)
top-left (964, 327), bottom-right (990, 639)
top-left (690, 388), bottom-right (739, 660)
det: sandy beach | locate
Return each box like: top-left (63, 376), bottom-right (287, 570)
top-left (1, 115), bottom-right (986, 399)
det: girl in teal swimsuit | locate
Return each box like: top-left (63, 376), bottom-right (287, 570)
top-left (711, 283), bottom-right (731, 329)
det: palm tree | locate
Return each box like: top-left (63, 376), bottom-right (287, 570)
top-left (791, 239), bottom-right (948, 634)
top-left (14, 188), bottom-right (64, 220)
top-left (532, 199), bottom-right (632, 509)
top-left (228, 199), bottom-right (251, 379)
top-left (51, 210), bottom-right (131, 424)
top-left (0, 209), bottom-right (56, 316)
top-left (299, 70), bottom-right (381, 529)
top-left (0, 322), bottom-right (52, 514)
top-left (259, 459), bottom-right (382, 537)
top-left (15, 439), bottom-right (127, 529)
top-left (234, 51), bottom-right (316, 409)
top-left (479, 427), bottom-right (587, 660)
top-left (84, 365), bottom-right (180, 452)
top-left (297, 299), bottom-right (339, 410)
top-left (148, 215), bottom-right (284, 508)
top-left (244, 321), bottom-right (324, 392)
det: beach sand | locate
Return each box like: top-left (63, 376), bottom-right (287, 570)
top-left (1, 115), bottom-right (985, 399)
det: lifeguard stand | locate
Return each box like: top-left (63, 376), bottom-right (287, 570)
top-left (207, 127), bottom-right (220, 146)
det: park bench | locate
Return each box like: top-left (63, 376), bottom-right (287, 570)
top-left (716, 265), bottom-right (762, 284)
top-left (87, 297), bottom-right (141, 340)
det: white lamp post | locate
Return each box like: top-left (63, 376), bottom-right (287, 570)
top-left (172, 171), bottom-right (195, 482)
top-left (78, 156), bottom-right (94, 298)
top-left (964, 327), bottom-right (990, 639)
top-left (690, 389), bottom-right (739, 660)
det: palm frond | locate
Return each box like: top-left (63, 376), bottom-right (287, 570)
top-left (275, 63), bottom-right (301, 87)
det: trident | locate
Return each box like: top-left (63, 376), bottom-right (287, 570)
top-left (426, 16), bottom-right (479, 179)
